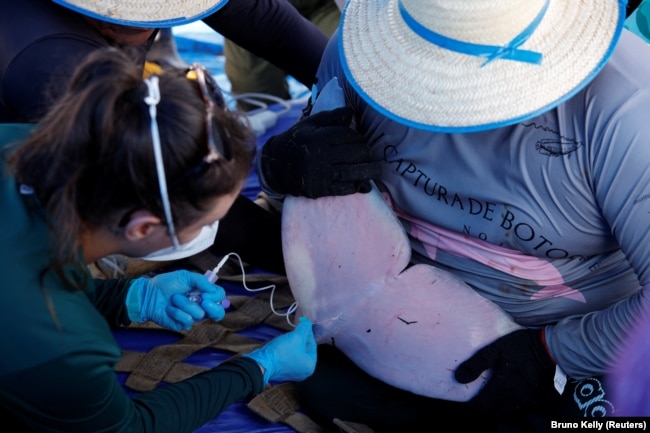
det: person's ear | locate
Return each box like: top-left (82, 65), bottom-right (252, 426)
top-left (123, 210), bottom-right (162, 241)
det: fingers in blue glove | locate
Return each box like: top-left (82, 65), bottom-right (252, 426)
top-left (126, 270), bottom-right (228, 331)
top-left (296, 316), bottom-right (317, 359)
top-left (197, 298), bottom-right (226, 322)
top-left (168, 273), bottom-right (224, 323)
top-left (244, 316), bottom-right (317, 386)
top-left (162, 292), bottom-right (227, 331)
top-left (184, 288), bottom-right (228, 322)
top-left (166, 295), bottom-right (202, 330)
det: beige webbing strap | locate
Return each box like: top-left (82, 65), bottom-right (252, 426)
top-left (116, 285), bottom-right (296, 392)
top-left (117, 349), bottom-right (212, 388)
top-left (116, 320), bottom-right (265, 392)
top-left (111, 250), bottom-right (376, 432)
top-left (219, 290), bottom-right (295, 332)
top-left (333, 419), bottom-right (379, 433)
top-left (247, 383), bottom-right (326, 433)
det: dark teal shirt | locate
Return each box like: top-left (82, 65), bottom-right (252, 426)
top-left (0, 124), bottom-right (264, 432)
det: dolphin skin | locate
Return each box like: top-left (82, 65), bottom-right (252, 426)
top-left (282, 187), bottom-right (522, 401)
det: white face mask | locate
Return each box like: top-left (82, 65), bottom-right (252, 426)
top-left (139, 220), bottom-right (219, 261)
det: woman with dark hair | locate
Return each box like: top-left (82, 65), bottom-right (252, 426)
top-left (0, 47), bottom-right (316, 433)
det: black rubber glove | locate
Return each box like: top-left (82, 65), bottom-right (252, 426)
top-left (259, 107), bottom-right (382, 199)
top-left (454, 328), bottom-right (557, 419)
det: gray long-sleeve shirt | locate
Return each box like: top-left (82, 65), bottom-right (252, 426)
top-left (311, 29), bottom-right (650, 379)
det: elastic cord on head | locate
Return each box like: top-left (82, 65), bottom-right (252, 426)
top-left (143, 76), bottom-right (180, 249)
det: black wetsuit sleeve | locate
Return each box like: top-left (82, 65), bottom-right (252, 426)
top-left (2, 37), bottom-right (103, 123)
top-left (202, 0), bottom-right (329, 87)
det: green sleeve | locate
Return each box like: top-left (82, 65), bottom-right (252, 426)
top-left (1, 351), bottom-right (264, 433)
top-left (133, 357), bottom-right (265, 429)
top-left (92, 277), bottom-right (135, 328)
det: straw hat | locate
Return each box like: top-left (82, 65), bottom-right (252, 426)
top-left (53, 0), bottom-right (228, 27)
top-left (339, 0), bottom-right (626, 132)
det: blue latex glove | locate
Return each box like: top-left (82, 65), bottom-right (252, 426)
top-left (126, 270), bottom-right (227, 331)
top-left (244, 316), bottom-right (317, 386)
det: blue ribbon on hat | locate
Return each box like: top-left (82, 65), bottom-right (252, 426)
top-left (399, 0), bottom-right (548, 66)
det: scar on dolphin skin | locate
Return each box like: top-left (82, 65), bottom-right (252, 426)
top-left (397, 317), bottom-right (418, 325)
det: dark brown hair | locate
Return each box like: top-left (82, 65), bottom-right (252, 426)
top-left (6, 47), bottom-right (256, 289)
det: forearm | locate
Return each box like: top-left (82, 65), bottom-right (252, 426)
top-left (545, 287), bottom-right (649, 378)
top-left (202, 0), bottom-right (328, 87)
top-left (2, 38), bottom-right (104, 122)
top-left (3, 353), bottom-right (263, 433)
top-left (132, 357), bottom-right (264, 430)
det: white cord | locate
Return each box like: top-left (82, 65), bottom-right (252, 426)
top-left (212, 252), bottom-right (298, 327)
top-left (231, 92), bottom-right (292, 116)
top-left (225, 92), bottom-right (295, 137)
top-left (236, 98), bottom-right (268, 110)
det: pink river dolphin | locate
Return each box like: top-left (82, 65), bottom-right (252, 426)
top-left (280, 77), bottom-right (521, 402)
top-left (282, 187), bottom-right (522, 401)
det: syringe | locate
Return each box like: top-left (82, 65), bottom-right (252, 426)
top-left (185, 269), bottom-right (231, 308)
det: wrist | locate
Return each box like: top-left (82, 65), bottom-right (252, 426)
top-left (243, 352), bottom-right (272, 386)
top-left (256, 363), bottom-right (266, 381)
top-left (125, 278), bottom-right (147, 322)
top-left (256, 154), bottom-right (285, 200)
top-left (539, 327), bottom-right (556, 364)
